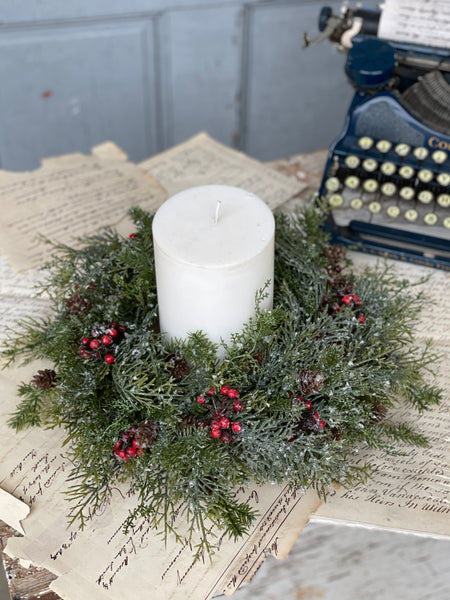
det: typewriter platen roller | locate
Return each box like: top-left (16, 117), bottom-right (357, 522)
top-left (309, 3), bottom-right (450, 269)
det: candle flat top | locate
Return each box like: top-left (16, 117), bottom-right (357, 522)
top-left (152, 185), bottom-right (275, 268)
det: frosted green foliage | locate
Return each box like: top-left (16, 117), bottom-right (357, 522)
top-left (2, 205), bottom-right (441, 558)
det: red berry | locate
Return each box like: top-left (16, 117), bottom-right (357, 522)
top-left (88, 282), bottom-right (96, 289)
top-left (231, 422), bottom-right (242, 433)
top-left (220, 385), bottom-right (230, 396)
top-left (113, 442), bottom-right (122, 453)
top-left (358, 314), bottom-right (366, 324)
top-left (78, 347), bottom-right (90, 358)
top-left (105, 354), bottom-right (115, 364)
top-left (211, 428), bottom-right (221, 439)
top-left (313, 412), bottom-right (320, 420)
top-left (101, 335), bottom-right (112, 346)
top-left (126, 446), bottom-right (137, 457)
top-left (221, 431), bottom-right (233, 443)
top-left (334, 265), bottom-right (342, 273)
top-left (137, 449), bottom-right (144, 456)
top-left (118, 324), bottom-right (127, 333)
top-left (233, 400), bottom-right (244, 412)
top-left (210, 420), bottom-right (220, 430)
top-left (90, 339), bottom-right (101, 350)
top-left (117, 450), bottom-right (126, 459)
top-left (321, 295), bottom-right (330, 304)
top-left (318, 420), bottom-right (326, 428)
top-left (331, 302), bottom-right (340, 313)
top-left (107, 327), bottom-right (118, 338)
top-left (228, 389), bottom-right (240, 399)
top-left (129, 233), bottom-right (137, 239)
top-left (352, 294), bottom-right (362, 307)
top-left (219, 417), bottom-right (230, 429)
top-left (207, 387), bottom-right (215, 395)
top-left (342, 295), bottom-right (352, 305)
top-left (303, 399), bottom-right (312, 410)
top-left (81, 337), bottom-right (90, 346)
top-left (197, 395), bottom-right (206, 404)
top-left (132, 438), bottom-right (140, 448)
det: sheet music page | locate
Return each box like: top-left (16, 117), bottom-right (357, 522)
top-left (379, 0), bottom-right (450, 49)
top-left (0, 143), bottom-right (167, 272)
top-left (0, 361), bottom-right (320, 600)
top-left (317, 255), bottom-right (450, 537)
top-left (139, 133), bottom-right (305, 210)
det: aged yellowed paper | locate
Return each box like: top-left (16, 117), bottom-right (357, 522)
top-left (0, 143), bottom-right (166, 272)
top-left (139, 133), bottom-right (305, 209)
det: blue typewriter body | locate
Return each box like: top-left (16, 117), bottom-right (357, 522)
top-left (312, 5), bottom-right (450, 269)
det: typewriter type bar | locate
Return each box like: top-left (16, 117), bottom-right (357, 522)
top-left (319, 78), bottom-right (450, 270)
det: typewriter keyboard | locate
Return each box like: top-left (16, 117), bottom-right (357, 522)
top-left (322, 135), bottom-right (450, 239)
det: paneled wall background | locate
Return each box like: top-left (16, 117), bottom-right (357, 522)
top-left (0, 0), bottom-right (353, 170)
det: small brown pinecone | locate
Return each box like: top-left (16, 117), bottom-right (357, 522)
top-left (31, 369), bottom-right (58, 390)
top-left (64, 294), bottom-right (91, 315)
top-left (371, 402), bottom-right (388, 423)
top-left (179, 415), bottom-right (198, 431)
top-left (298, 368), bottom-right (325, 395)
top-left (165, 353), bottom-right (190, 379)
top-left (135, 420), bottom-right (159, 448)
top-left (323, 245), bottom-right (346, 266)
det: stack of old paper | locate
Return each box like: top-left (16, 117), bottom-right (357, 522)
top-left (0, 134), bottom-right (448, 600)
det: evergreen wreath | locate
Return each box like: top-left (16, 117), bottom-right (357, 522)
top-left (3, 206), bottom-right (442, 558)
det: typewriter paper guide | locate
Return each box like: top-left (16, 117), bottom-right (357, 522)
top-left (379, 0), bottom-right (450, 49)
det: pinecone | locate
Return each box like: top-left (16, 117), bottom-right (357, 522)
top-left (297, 368), bottom-right (325, 395)
top-left (165, 353), bottom-right (190, 379)
top-left (179, 415), bottom-right (199, 431)
top-left (134, 420), bottom-right (159, 448)
top-left (323, 245), bottom-right (346, 266)
top-left (371, 402), bottom-right (388, 423)
top-left (31, 369), bottom-right (58, 390)
top-left (64, 294), bottom-right (91, 315)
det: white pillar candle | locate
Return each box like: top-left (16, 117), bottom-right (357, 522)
top-left (152, 185), bottom-right (275, 350)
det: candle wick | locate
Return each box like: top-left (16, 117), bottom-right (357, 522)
top-left (214, 200), bottom-right (222, 224)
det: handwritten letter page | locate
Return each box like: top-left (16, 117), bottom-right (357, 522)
top-left (379, 1), bottom-right (450, 49)
top-left (0, 143), bottom-right (166, 272)
top-left (139, 133), bottom-right (305, 210)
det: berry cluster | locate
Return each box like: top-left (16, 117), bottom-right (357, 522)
top-left (197, 385), bottom-right (244, 443)
top-left (77, 321), bottom-right (127, 363)
top-left (112, 426), bottom-right (144, 461)
top-left (293, 394), bottom-right (326, 429)
top-left (321, 271), bottom-right (366, 323)
top-left (290, 394), bottom-right (326, 440)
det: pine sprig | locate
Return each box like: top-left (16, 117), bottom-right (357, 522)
top-left (2, 205), bottom-right (442, 559)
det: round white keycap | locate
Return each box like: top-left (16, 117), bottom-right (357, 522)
top-left (443, 217), bottom-right (450, 229)
top-left (362, 158), bottom-right (378, 172)
top-left (363, 179), bottom-right (378, 192)
top-left (399, 186), bottom-right (415, 200)
top-left (350, 197), bottom-right (363, 209)
top-left (381, 182), bottom-right (397, 197)
top-left (413, 146), bottom-right (429, 160)
top-left (369, 201), bottom-right (382, 213)
top-left (418, 190), bottom-right (433, 204)
top-left (387, 205), bottom-right (400, 218)
top-left (405, 209), bottom-right (418, 221)
top-left (344, 176), bottom-right (360, 190)
top-left (418, 169), bottom-right (433, 183)
top-left (328, 194), bottom-right (343, 208)
top-left (437, 172), bottom-right (450, 186)
top-left (395, 143), bottom-right (410, 157)
top-left (325, 177), bottom-right (340, 192)
top-left (344, 155), bottom-right (360, 169)
top-left (437, 193), bottom-right (450, 208)
top-left (380, 161), bottom-right (396, 176)
top-left (358, 136), bottom-right (374, 150)
top-left (399, 165), bottom-right (415, 179)
top-left (432, 150), bottom-right (447, 165)
top-left (376, 139), bottom-right (392, 153)
top-left (424, 213), bottom-right (438, 225)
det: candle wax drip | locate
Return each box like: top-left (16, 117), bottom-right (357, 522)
top-left (214, 200), bottom-right (222, 224)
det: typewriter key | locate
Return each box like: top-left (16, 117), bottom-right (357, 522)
top-left (369, 201), bottom-right (382, 214)
top-left (424, 213), bottom-right (438, 225)
top-left (363, 179), bottom-right (378, 193)
top-left (328, 194), bottom-right (343, 208)
top-left (437, 193), bottom-right (450, 208)
top-left (344, 155), bottom-right (360, 169)
top-left (432, 150), bottom-right (447, 165)
top-left (380, 161), bottom-right (396, 176)
top-left (350, 197), bottom-right (363, 209)
top-left (437, 172), bottom-right (450, 186)
top-left (418, 190), bottom-right (433, 204)
top-left (394, 143), bottom-right (410, 157)
top-left (376, 139), bottom-right (392, 153)
top-left (443, 217), bottom-right (450, 229)
top-left (381, 182), bottom-right (396, 197)
top-left (413, 146), bottom-right (429, 161)
top-left (399, 165), bottom-right (415, 179)
top-left (344, 175), bottom-right (360, 190)
top-left (325, 177), bottom-right (340, 192)
top-left (404, 209), bottom-right (418, 222)
top-left (386, 205), bottom-right (400, 218)
top-left (358, 136), bottom-right (374, 150)
top-left (417, 169), bottom-right (434, 183)
top-left (362, 158), bottom-right (378, 172)
top-left (399, 186), bottom-right (415, 200)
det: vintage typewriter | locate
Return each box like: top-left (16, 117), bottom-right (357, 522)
top-left (306, 2), bottom-right (450, 269)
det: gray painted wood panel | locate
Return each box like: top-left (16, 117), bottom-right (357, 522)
top-left (0, 1), bottom-right (353, 171)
